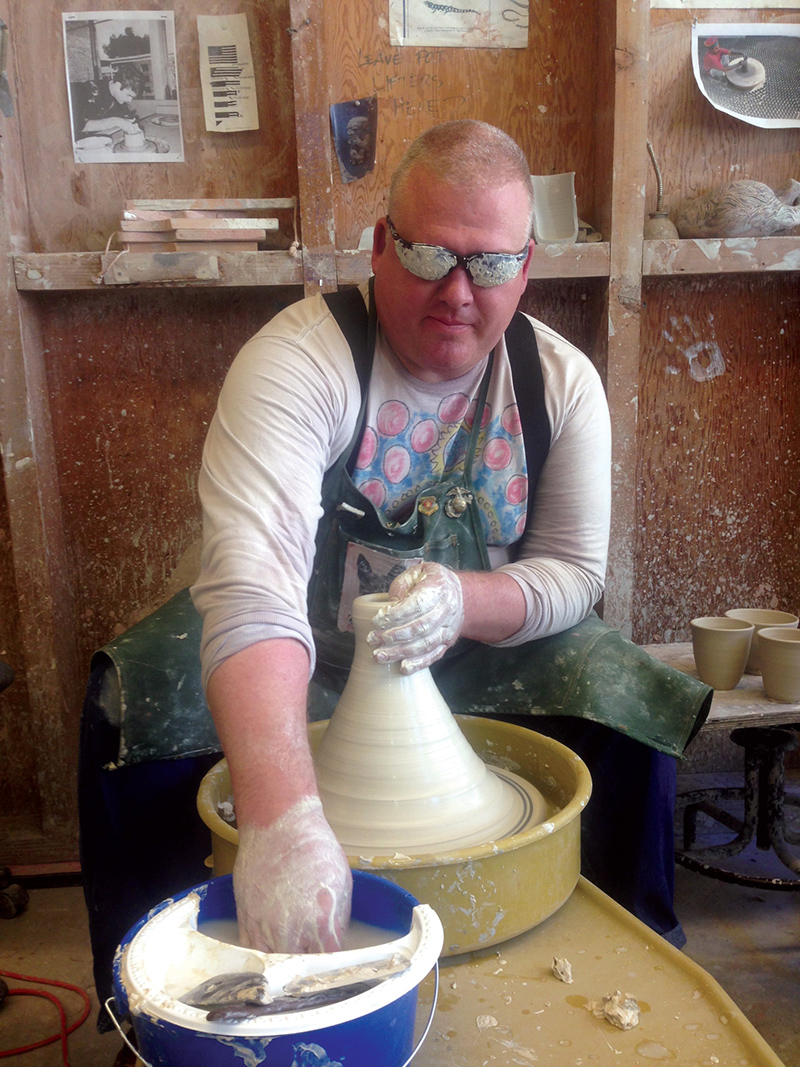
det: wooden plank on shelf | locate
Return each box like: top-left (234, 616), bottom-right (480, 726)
top-left (125, 198), bottom-right (297, 211)
top-left (644, 236), bottom-right (800, 276)
top-left (103, 252), bottom-right (222, 283)
top-left (164, 217), bottom-right (280, 231)
top-left (13, 251), bottom-right (306, 290)
top-left (118, 217), bottom-right (281, 232)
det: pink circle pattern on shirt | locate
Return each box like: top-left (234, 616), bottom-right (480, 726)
top-left (355, 426), bottom-right (378, 469)
top-left (411, 418), bottom-right (438, 453)
top-left (501, 403), bottom-right (523, 436)
top-left (466, 398), bottom-right (492, 430)
top-left (360, 478), bottom-right (387, 508)
top-left (377, 400), bottom-right (409, 436)
top-left (483, 437), bottom-right (513, 470)
top-left (438, 392), bottom-right (470, 424)
top-left (383, 444), bottom-right (411, 484)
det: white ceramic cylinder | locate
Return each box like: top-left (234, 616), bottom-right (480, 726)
top-left (314, 593), bottom-right (532, 852)
top-left (757, 628), bottom-right (800, 703)
top-left (530, 173), bottom-right (578, 247)
top-left (724, 609), bottom-right (799, 673)
top-left (690, 616), bottom-right (754, 690)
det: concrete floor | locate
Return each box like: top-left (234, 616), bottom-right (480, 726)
top-left (2, 777), bottom-right (798, 1066)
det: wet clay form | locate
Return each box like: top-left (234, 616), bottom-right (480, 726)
top-left (314, 593), bottom-right (547, 854)
top-left (124, 129), bottom-right (146, 150)
top-left (724, 609), bottom-right (799, 674)
top-left (673, 179), bottom-right (800, 238)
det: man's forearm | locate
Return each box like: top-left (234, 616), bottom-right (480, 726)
top-left (206, 637), bottom-right (317, 829)
top-left (459, 570), bottom-right (527, 644)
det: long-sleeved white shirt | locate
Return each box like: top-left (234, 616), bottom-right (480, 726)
top-left (192, 287), bottom-right (611, 689)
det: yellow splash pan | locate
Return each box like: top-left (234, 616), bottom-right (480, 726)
top-left (197, 715), bottom-right (591, 956)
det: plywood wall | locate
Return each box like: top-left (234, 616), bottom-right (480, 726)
top-left (14, 0), bottom-right (297, 251)
top-left (322, 0), bottom-right (611, 250)
top-left (636, 273), bottom-right (799, 642)
top-left (637, 8), bottom-right (800, 643)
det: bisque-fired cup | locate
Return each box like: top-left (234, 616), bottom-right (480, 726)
top-left (724, 609), bottom-right (799, 674)
top-left (691, 616), bottom-right (754, 690)
top-left (757, 627), bottom-right (800, 703)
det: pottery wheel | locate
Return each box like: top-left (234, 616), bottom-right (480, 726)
top-left (342, 767), bottom-right (550, 859)
top-left (726, 58), bottom-right (765, 91)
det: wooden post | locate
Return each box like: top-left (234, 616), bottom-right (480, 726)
top-left (604, 0), bottom-right (650, 640)
top-left (290, 0), bottom-right (337, 295)
top-left (0, 7), bottom-right (82, 860)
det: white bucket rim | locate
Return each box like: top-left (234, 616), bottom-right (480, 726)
top-left (119, 886), bottom-right (443, 1036)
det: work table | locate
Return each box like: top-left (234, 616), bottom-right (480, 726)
top-left (412, 876), bottom-right (785, 1067)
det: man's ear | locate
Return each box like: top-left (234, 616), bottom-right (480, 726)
top-left (371, 217), bottom-right (389, 272)
top-left (520, 239), bottom-right (534, 284)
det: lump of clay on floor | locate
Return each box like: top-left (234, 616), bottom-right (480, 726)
top-left (587, 990), bottom-right (640, 1030)
top-left (551, 956), bottom-right (573, 983)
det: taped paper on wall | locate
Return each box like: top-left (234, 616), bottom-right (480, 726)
top-left (390, 0), bottom-right (528, 48)
top-left (692, 22), bottom-right (800, 129)
top-left (197, 14), bottom-right (259, 133)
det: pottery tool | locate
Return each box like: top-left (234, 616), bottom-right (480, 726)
top-left (123, 886), bottom-right (441, 1018)
top-left (176, 924), bottom-right (417, 1001)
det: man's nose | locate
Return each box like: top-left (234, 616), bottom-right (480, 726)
top-left (437, 265), bottom-right (474, 304)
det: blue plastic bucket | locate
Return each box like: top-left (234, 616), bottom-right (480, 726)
top-left (112, 870), bottom-right (441, 1067)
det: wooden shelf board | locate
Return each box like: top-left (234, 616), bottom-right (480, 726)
top-left (13, 250), bottom-right (305, 291)
top-left (14, 242), bottom-right (611, 292)
top-left (644, 236), bottom-right (800, 277)
top-left (337, 243), bottom-right (610, 285)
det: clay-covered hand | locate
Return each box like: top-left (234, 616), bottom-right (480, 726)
top-left (367, 561), bottom-right (464, 674)
top-left (234, 796), bottom-right (352, 954)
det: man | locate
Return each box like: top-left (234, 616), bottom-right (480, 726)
top-left (703, 37), bottom-right (732, 80)
top-left (71, 66), bottom-right (144, 138)
top-left (192, 120), bottom-right (707, 957)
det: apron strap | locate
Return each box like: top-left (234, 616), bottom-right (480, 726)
top-left (504, 311), bottom-right (550, 530)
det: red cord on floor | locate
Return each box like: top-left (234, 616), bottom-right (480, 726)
top-left (0, 969), bottom-right (92, 1065)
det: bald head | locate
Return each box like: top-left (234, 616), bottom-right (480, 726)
top-left (388, 120), bottom-right (534, 236)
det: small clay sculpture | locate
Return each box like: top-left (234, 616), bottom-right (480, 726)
top-left (673, 179), bottom-right (800, 239)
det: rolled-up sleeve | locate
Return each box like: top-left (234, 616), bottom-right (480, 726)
top-left (190, 295), bottom-right (360, 690)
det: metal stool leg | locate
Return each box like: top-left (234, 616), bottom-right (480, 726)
top-left (675, 725), bottom-right (800, 889)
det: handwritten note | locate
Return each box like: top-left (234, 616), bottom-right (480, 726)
top-left (389, 0), bottom-right (528, 49)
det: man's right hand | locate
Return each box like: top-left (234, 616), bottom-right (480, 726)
top-left (233, 795), bottom-right (352, 954)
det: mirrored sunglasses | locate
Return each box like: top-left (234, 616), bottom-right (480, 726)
top-left (386, 216), bottom-right (529, 288)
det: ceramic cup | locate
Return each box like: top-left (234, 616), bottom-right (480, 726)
top-left (690, 616), bottom-right (754, 690)
top-left (724, 609), bottom-right (799, 674)
top-left (757, 628), bottom-right (800, 703)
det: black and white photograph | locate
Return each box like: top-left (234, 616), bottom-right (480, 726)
top-left (692, 23), bottom-right (800, 129)
top-left (63, 10), bottom-right (184, 163)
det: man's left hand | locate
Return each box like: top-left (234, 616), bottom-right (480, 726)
top-left (367, 562), bottom-right (464, 673)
